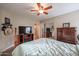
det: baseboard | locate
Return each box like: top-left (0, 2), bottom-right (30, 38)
top-left (2, 44), bottom-right (14, 52)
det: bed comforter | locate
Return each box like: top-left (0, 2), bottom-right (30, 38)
top-left (12, 38), bottom-right (79, 56)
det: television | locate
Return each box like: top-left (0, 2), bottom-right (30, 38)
top-left (19, 26), bottom-right (32, 34)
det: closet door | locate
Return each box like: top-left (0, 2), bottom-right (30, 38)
top-left (34, 21), bottom-right (41, 39)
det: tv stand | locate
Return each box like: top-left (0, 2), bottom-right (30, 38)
top-left (15, 34), bottom-right (33, 47)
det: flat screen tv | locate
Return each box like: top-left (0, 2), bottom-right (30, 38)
top-left (19, 26), bottom-right (32, 34)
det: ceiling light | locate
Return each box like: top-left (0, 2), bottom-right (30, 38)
top-left (39, 10), bottom-right (43, 13)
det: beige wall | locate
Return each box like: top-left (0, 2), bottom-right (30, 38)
top-left (42, 10), bottom-right (79, 40)
top-left (0, 20), bottom-right (2, 51)
top-left (0, 10), bottom-right (3, 51)
top-left (0, 9), bottom-right (37, 51)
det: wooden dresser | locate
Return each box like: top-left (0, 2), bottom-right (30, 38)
top-left (57, 27), bottom-right (77, 44)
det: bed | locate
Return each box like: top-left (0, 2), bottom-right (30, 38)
top-left (12, 38), bottom-right (79, 56)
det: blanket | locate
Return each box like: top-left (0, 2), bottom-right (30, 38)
top-left (12, 38), bottom-right (79, 56)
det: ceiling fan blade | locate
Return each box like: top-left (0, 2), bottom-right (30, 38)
top-left (43, 12), bottom-right (48, 14)
top-left (37, 13), bottom-right (40, 16)
top-left (44, 5), bottom-right (52, 10)
top-left (31, 10), bottom-right (38, 12)
top-left (37, 3), bottom-right (41, 8)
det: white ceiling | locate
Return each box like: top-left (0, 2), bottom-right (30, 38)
top-left (0, 3), bottom-right (79, 20)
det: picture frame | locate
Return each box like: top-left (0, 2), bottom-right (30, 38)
top-left (63, 23), bottom-right (70, 27)
top-left (5, 17), bottom-right (10, 24)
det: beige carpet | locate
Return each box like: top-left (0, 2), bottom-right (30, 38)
top-left (1, 47), bottom-right (15, 56)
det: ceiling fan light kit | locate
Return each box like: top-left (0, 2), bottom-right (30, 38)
top-left (39, 10), bottom-right (43, 13)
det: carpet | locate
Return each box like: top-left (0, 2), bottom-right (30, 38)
top-left (1, 47), bottom-right (15, 56)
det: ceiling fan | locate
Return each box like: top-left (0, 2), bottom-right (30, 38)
top-left (31, 3), bottom-right (52, 16)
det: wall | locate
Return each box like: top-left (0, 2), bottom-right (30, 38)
top-left (0, 9), bottom-right (3, 51)
top-left (0, 9), bottom-right (37, 51)
top-left (42, 10), bottom-right (79, 40)
top-left (0, 20), bottom-right (2, 51)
